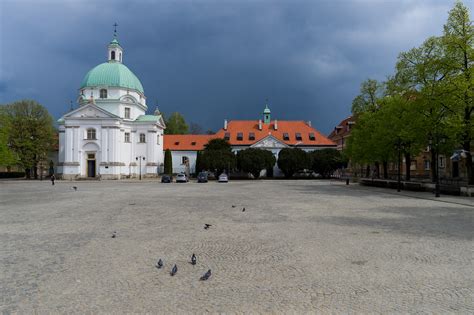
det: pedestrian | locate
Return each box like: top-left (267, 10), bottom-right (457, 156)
top-left (51, 174), bottom-right (56, 186)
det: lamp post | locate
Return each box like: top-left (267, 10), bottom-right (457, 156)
top-left (136, 156), bottom-right (145, 180)
top-left (429, 136), bottom-right (441, 198)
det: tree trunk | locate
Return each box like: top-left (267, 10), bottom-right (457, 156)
top-left (374, 162), bottom-right (380, 178)
top-left (25, 168), bottom-right (31, 179)
top-left (383, 161), bottom-right (388, 179)
top-left (431, 150), bottom-right (437, 183)
top-left (366, 165), bottom-right (370, 177)
top-left (33, 165), bottom-right (38, 179)
top-left (404, 153), bottom-right (411, 181)
top-left (463, 107), bottom-right (473, 184)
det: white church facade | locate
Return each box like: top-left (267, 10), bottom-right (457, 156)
top-left (57, 35), bottom-right (165, 179)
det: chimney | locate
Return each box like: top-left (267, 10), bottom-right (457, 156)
top-left (274, 119), bottom-right (278, 130)
top-left (258, 119), bottom-right (262, 130)
top-left (307, 120), bottom-right (311, 127)
top-left (224, 119), bottom-right (228, 130)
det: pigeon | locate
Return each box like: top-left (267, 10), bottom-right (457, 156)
top-left (200, 269), bottom-right (212, 281)
top-left (242, 207), bottom-right (246, 212)
top-left (111, 231), bottom-right (117, 238)
top-left (156, 259), bottom-right (163, 269)
top-left (72, 186), bottom-right (77, 191)
top-left (204, 224), bottom-right (212, 230)
top-left (191, 253), bottom-right (197, 265)
top-left (170, 264), bottom-right (178, 276)
top-left (231, 205), bottom-right (236, 208)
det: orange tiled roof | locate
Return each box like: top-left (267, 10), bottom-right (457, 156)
top-left (215, 120), bottom-right (335, 146)
top-left (163, 134), bottom-right (216, 151)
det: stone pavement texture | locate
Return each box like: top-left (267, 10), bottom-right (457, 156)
top-left (0, 180), bottom-right (473, 314)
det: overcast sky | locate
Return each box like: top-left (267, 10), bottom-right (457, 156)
top-left (0, 0), bottom-right (471, 134)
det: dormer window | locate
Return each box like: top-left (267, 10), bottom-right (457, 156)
top-left (237, 132), bottom-right (243, 141)
top-left (100, 89), bottom-right (107, 99)
top-left (174, 141), bottom-right (180, 145)
top-left (86, 128), bottom-right (96, 140)
top-left (283, 133), bottom-right (290, 141)
top-left (224, 132), bottom-right (230, 140)
top-left (249, 132), bottom-right (255, 141)
top-left (124, 107), bottom-right (130, 119)
top-left (295, 133), bottom-right (302, 141)
top-left (191, 141), bottom-right (196, 146)
top-left (309, 133), bottom-right (315, 141)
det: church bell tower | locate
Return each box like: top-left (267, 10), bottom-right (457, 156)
top-left (108, 23), bottom-right (123, 63)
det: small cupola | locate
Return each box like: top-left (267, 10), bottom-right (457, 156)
top-left (263, 104), bottom-right (271, 124)
top-left (108, 23), bottom-right (123, 63)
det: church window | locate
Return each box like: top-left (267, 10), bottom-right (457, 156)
top-left (283, 133), bottom-right (290, 141)
top-left (124, 107), bottom-right (130, 119)
top-left (86, 128), bottom-right (96, 140)
top-left (100, 89), bottom-right (107, 99)
top-left (157, 134), bottom-right (160, 145)
top-left (237, 132), bottom-right (243, 141)
top-left (309, 133), bottom-right (316, 141)
top-left (139, 133), bottom-right (146, 143)
top-left (124, 132), bottom-right (130, 143)
top-left (224, 132), bottom-right (230, 140)
top-left (295, 133), bottom-right (302, 141)
top-left (249, 132), bottom-right (255, 140)
top-left (182, 156), bottom-right (189, 165)
top-left (111, 51), bottom-right (116, 60)
top-left (119, 53), bottom-right (122, 62)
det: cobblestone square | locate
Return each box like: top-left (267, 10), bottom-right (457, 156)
top-left (1, 180), bottom-right (473, 313)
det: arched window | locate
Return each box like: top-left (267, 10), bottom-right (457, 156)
top-left (87, 128), bottom-right (96, 140)
top-left (139, 133), bottom-right (146, 143)
top-left (111, 51), bottom-right (116, 60)
top-left (119, 53), bottom-right (122, 62)
top-left (100, 89), bottom-right (107, 99)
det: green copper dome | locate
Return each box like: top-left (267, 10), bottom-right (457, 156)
top-left (80, 62), bottom-right (144, 94)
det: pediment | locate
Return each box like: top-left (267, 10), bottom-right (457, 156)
top-left (64, 104), bottom-right (119, 119)
top-left (251, 135), bottom-right (288, 148)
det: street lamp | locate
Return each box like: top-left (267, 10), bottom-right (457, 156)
top-left (395, 137), bottom-right (403, 192)
top-left (136, 156), bottom-right (146, 180)
top-left (429, 136), bottom-right (441, 198)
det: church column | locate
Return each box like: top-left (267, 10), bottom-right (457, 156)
top-left (102, 127), bottom-right (108, 163)
top-left (73, 127), bottom-right (80, 163)
top-left (65, 127), bottom-right (75, 162)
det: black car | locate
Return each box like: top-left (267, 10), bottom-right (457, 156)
top-left (197, 172), bottom-right (208, 183)
top-left (161, 175), bottom-right (172, 183)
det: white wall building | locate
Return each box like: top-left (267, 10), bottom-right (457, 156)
top-left (58, 35), bottom-right (165, 179)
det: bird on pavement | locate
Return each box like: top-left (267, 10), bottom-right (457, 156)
top-left (242, 207), bottom-right (246, 212)
top-left (200, 269), bottom-right (212, 281)
top-left (204, 224), bottom-right (212, 230)
top-left (191, 253), bottom-right (197, 265)
top-left (171, 264), bottom-right (178, 276)
top-left (231, 205), bottom-right (236, 208)
top-left (72, 186), bottom-right (77, 191)
top-left (111, 231), bottom-right (117, 238)
top-left (156, 259), bottom-right (163, 269)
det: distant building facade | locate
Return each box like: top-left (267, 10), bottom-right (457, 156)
top-left (164, 106), bottom-right (336, 176)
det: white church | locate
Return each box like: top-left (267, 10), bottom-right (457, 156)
top-left (57, 34), bottom-right (166, 179)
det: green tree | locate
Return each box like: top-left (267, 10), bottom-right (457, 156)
top-left (4, 100), bottom-right (55, 178)
top-left (351, 79), bottom-right (384, 115)
top-left (277, 148), bottom-right (310, 178)
top-left (236, 148), bottom-right (276, 179)
top-left (311, 149), bottom-right (344, 178)
top-left (0, 106), bottom-right (16, 167)
top-left (195, 150), bottom-right (203, 173)
top-left (164, 112), bottom-right (189, 135)
top-left (164, 149), bottom-right (172, 174)
top-left (201, 139), bottom-right (236, 175)
top-left (442, 1), bottom-right (474, 184)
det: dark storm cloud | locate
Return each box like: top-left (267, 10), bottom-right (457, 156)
top-left (0, 0), bottom-right (470, 134)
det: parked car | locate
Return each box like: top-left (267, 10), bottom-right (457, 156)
top-left (197, 172), bottom-right (208, 183)
top-left (161, 175), bottom-right (172, 183)
top-left (176, 173), bottom-right (188, 183)
top-left (218, 173), bottom-right (228, 183)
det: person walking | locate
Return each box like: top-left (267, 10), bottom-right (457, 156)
top-left (50, 174), bottom-right (56, 186)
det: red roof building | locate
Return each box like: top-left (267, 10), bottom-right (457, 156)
top-left (328, 116), bottom-right (355, 151)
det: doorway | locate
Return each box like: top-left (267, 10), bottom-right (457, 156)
top-left (87, 153), bottom-right (96, 177)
